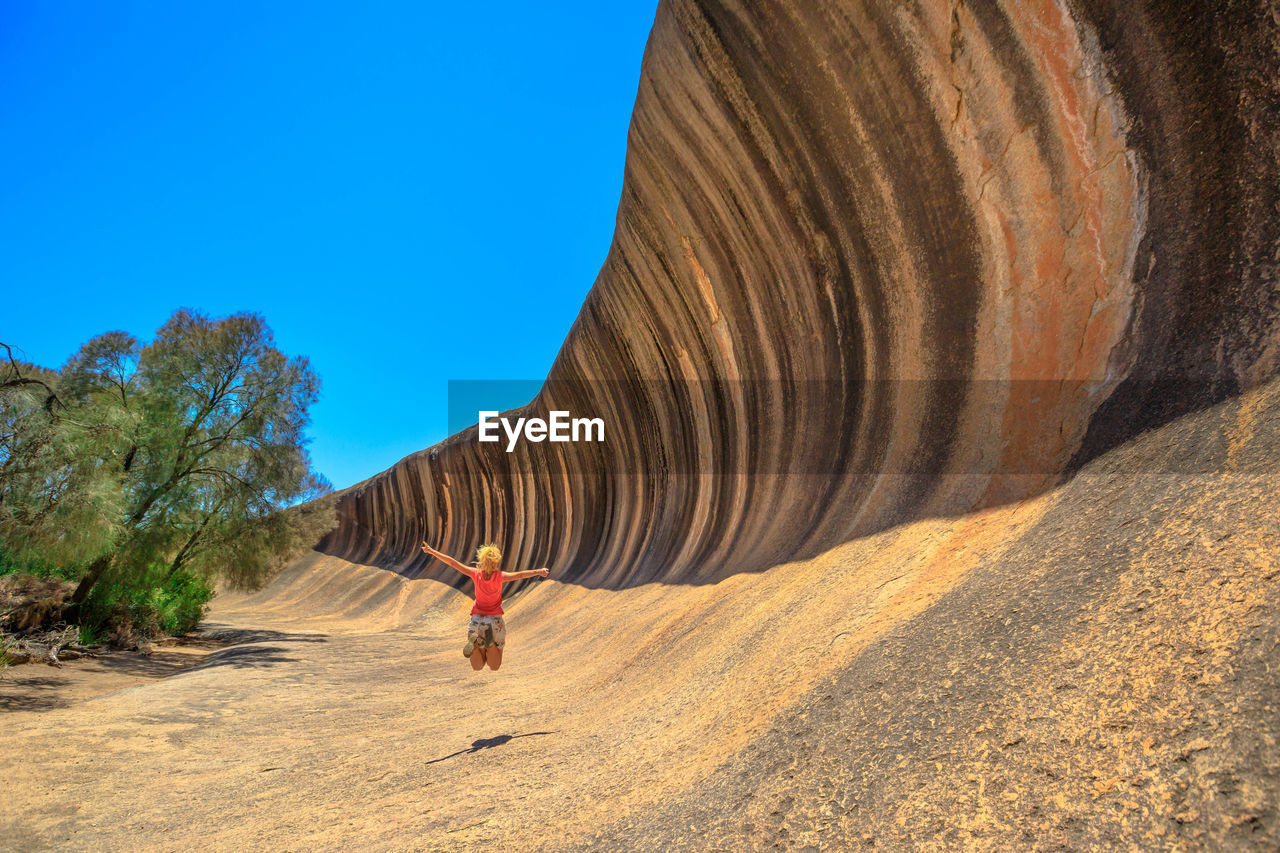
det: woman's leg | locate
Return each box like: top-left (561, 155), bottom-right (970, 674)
top-left (470, 646), bottom-right (486, 670)
top-left (485, 620), bottom-right (506, 670)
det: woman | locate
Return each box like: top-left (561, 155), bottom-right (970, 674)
top-left (420, 540), bottom-right (550, 671)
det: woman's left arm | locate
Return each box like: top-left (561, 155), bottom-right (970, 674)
top-left (502, 568), bottom-right (551, 582)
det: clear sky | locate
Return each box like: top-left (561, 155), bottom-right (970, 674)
top-left (1, 1), bottom-right (656, 491)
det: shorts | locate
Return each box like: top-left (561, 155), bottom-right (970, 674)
top-left (467, 614), bottom-right (506, 650)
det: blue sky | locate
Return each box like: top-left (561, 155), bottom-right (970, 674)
top-left (1, 1), bottom-right (655, 490)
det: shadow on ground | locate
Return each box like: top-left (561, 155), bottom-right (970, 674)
top-left (182, 624), bottom-right (329, 672)
top-left (0, 623), bottom-right (332, 714)
top-left (189, 625), bottom-right (329, 648)
top-left (0, 675), bottom-right (69, 713)
top-left (426, 731), bottom-right (557, 765)
top-left (188, 644), bottom-right (304, 672)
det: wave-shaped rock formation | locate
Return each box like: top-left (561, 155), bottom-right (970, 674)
top-left (319, 0), bottom-right (1279, 591)
top-left (6, 3), bottom-right (1278, 851)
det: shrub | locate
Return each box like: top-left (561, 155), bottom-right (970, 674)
top-left (155, 568), bottom-right (214, 635)
top-left (0, 573), bottom-right (73, 633)
top-left (0, 549), bottom-right (81, 583)
top-left (80, 563), bottom-right (215, 647)
top-left (77, 623), bottom-right (101, 647)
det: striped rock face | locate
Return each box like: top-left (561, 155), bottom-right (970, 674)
top-left (319, 0), bottom-right (1279, 589)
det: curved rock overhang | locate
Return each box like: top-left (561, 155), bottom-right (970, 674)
top-left (317, 0), bottom-right (1279, 590)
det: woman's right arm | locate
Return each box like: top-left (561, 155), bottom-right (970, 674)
top-left (421, 541), bottom-right (473, 576)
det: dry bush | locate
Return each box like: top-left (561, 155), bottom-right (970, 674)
top-left (0, 574), bottom-right (73, 634)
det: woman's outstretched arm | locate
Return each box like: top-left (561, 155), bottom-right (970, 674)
top-left (501, 568), bottom-right (551, 582)
top-left (421, 541), bottom-right (473, 576)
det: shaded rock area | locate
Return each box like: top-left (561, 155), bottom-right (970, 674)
top-left (581, 381), bottom-right (1280, 852)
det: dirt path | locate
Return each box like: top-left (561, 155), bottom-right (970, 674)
top-left (0, 493), bottom-right (1060, 853)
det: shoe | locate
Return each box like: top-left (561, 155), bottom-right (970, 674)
top-left (463, 636), bottom-right (476, 657)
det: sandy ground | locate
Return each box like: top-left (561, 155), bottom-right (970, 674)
top-left (1, 383), bottom-right (1278, 851)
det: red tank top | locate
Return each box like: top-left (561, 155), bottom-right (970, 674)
top-left (470, 569), bottom-right (504, 615)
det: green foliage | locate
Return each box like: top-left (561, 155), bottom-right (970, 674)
top-left (0, 358), bottom-right (123, 568)
top-left (0, 309), bottom-right (334, 638)
top-left (0, 549), bottom-right (81, 582)
top-left (204, 493), bottom-right (338, 591)
top-left (80, 563), bottom-right (215, 644)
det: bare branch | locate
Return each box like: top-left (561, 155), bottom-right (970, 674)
top-left (0, 342), bottom-right (63, 413)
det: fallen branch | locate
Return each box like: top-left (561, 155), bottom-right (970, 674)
top-left (46, 625), bottom-right (77, 667)
top-left (0, 626), bottom-right (102, 669)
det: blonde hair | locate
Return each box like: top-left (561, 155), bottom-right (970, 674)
top-left (476, 543), bottom-right (502, 573)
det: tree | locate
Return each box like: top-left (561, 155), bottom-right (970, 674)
top-left (0, 345), bottom-right (121, 569)
top-left (1, 309), bottom-right (333, 616)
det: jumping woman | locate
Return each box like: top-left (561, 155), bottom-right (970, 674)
top-left (419, 541), bottom-right (550, 671)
